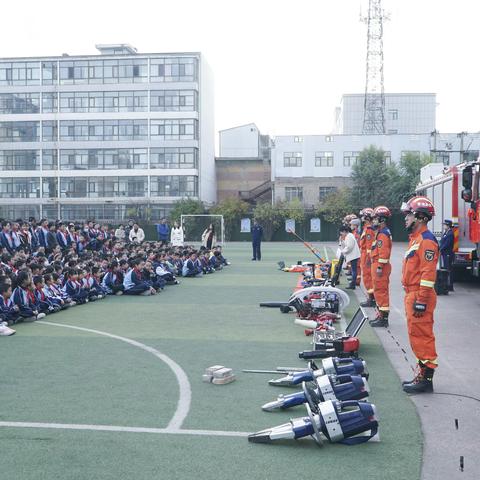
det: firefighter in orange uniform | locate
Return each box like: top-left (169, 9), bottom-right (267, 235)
top-left (369, 206), bottom-right (392, 327)
top-left (358, 208), bottom-right (376, 307)
top-left (400, 196), bottom-right (439, 394)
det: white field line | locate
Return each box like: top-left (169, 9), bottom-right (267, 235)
top-left (0, 421), bottom-right (249, 438)
top-left (36, 321), bottom-right (191, 430)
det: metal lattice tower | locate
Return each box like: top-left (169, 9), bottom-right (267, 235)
top-left (362, 0), bottom-right (386, 134)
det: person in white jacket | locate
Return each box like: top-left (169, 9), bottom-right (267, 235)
top-left (339, 225), bottom-right (361, 290)
top-left (128, 223), bottom-right (145, 244)
top-left (170, 221), bottom-right (185, 247)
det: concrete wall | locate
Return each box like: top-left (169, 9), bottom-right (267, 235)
top-left (215, 158), bottom-right (271, 201)
top-left (273, 176), bottom-right (352, 207)
top-left (336, 93), bottom-right (437, 135)
top-left (219, 123), bottom-right (260, 158)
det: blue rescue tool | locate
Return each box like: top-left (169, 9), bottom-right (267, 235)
top-left (268, 357), bottom-right (368, 387)
top-left (249, 400), bottom-right (379, 446)
top-left (262, 374), bottom-right (370, 412)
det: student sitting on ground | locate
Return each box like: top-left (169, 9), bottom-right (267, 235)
top-left (43, 274), bottom-right (71, 309)
top-left (153, 254), bottom-right (179, 285)
top-left (143, 261), bottom-right (165, 291)
top-left (11, 271), bottom-right (46, 321)
top-left (182, 252), bottom-right (203, 277)
top-left (0, 282), bottom-right (21, 326)
top-left (63, 269), bottom-right (89, 304)
top-left (123, 258), bottom-right (156, 296)
top-left (101, 261), bottom-right (125, 296)
top-left (33, 275), bottom-right (61, 314)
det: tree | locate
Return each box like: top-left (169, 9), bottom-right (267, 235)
top-left (210, 197), bottom-right (250, 240)
top-left (350, 146), bottom-right (399, 210)
top-left (316, 187), bottom-right (354, 224)
top-left (252, 201), bottom-right (283, 241)
top-left (169, 198), bottom-right (205, 222)
top-left (390, 152), bottom-right (432, 203)
top-left (278, 199), bottom-right (306, 224)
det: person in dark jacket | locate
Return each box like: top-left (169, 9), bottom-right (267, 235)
top-left (440, 219), bottom-right (455, 291)
top-left (251, 220), bottom-right (263, 261)
top-left (156, 218), bottom-right (170, 245)
top-left (46, 222), bottom-right (59, 254)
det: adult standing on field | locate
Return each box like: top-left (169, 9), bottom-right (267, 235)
top-left (251, 220), bottom-right (263, 261)
top-left (339, 225), bottom-right (361, 289)
top-left (400, 196), bottom-right (439, 394)
top-left (156, 218), bottom-right (170, 246)
top-left (170, 220), bottom-right (185, 247)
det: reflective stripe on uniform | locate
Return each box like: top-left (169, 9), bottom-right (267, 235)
top-left (417, 358), bottom-right (438, 365)
top-left (404, 243), bottom-right (420, 258)
top-left (420, 279), bottom-right (435, 288)
top-left (378, 258), bottom-right (389, 264)
top-left (378, 306), bottom-right (390, 311)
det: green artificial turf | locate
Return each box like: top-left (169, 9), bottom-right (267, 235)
top-left (0, 243), bottom-right (422, 480)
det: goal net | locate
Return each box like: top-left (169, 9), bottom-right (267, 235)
top-left (180, 214), bottom-right (225, 246)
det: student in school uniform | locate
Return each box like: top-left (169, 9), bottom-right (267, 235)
top-left (11, 271), bottom-right (46, 321)
top-left (123, 258), bottom-right (156, 296)
top-left (101, 261), bottom-right (125, 296)
top-left (0, 282), bottom-right (21, 326)
top-left (63, 269), bottom-right (89, 304)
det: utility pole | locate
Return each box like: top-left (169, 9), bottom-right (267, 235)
top-left (361, 0), bottom-right (387, 134)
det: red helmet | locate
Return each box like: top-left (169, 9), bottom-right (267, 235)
top-left (373, 206), bottom-right (391, 218)
top-left (401, 196), bottom-right (435, 219)
top-left (360, 208), bottom-right (374, 219)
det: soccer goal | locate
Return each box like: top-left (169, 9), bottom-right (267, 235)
top-left (181, 214), bottom-right (225, 246)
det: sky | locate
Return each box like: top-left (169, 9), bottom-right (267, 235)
top-left (1, 0), bottom-right (479, 140)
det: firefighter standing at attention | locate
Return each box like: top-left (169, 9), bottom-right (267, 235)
top-left (400, 196), bottom-right (439, 394)
top-left (359, 208), bottom-right (376, 308)
top-left (369, 206), bottom-right (392, 328)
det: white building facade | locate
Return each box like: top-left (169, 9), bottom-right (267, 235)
top-left (272, 132), bottom-right (480, 206)
top-left (334, 93), bottom-right (436, 135)
top-left (0, 44), bottom-right (215, 222)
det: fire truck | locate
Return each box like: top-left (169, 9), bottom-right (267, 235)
top-left (416, 161), bottom-right (480, 276)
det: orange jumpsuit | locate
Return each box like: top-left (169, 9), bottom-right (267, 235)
top-left (401, 225), bottom-right (438, 369)
top-left (359, 224), bottom-right (375, 295)
top-left (370, 226), bottom-right (392, 313)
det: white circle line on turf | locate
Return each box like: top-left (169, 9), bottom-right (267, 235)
top-left (0, 421), bottom-right (249, 438)
top-left (36, 320), bottom-right (191, 430)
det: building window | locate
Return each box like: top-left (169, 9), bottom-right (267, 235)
top-left (343, 151), bottom-right (360, 167)
top-left (150, 90), bottom-right (197, 112)
top-left (150, 147), bottom-right (198, 169)
top-left (294, 136), bottom-right (303, 143)
top-left (0, 62), bottom-right (40, 86)
top-left (388, 109), bottom-right (398, 120)
top-left (384, 151), bottom-right (392, 165)
top-left (42, 177), bottom-right (58, 198)
top-left (59, 59), bottom-right (148, 85)
top-left (0, 121), bottom-right (39, 142)
top-left (0, 150), bottom-right (40, 170)
top-left (59, 120), bottom-right (148, 141)
top-left (325, 135), bottom-right (333, 142)
top-left (283, 152), bottom-right (302, 167)
top-left (0, 178), bottom-right (40, 198)
top-left (42, 62), bottom-right (57, 85)
top-left (150, 57), bottom-right (198, 82)
top-left (42, 121), bottom-right (58, 142)
top-left (315, 151), bottom-right (334, 167)
top-left (59, 148), bottom-right (147, 170)
top-left (388, 129), bottom-right (398, 134)
top-left (60, 176), bottom-right (148, 198)
top-left (150, 119), bottom-right (198, 140)
top-left (0, 93), bottom-right (40, 114)
top-left (285, 186), bottom-right (303, 202)
top-left (59, 91), bottom-right (148, 113)
top-left (42, 150), bottom-right (58, 170)
top-left (319, 186), bottom-right (337, 201)
top-left (435, 152), bottom-right (450, 166)
top-left (150, 175), bottom-right (198, 197)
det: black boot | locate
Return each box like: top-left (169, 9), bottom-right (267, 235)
top-left (360, 295), bottom-right (376, 308)
top-left (403, 365), bottom-right (434, 394)
top-left (369, 311), bottom-right (389, 328)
